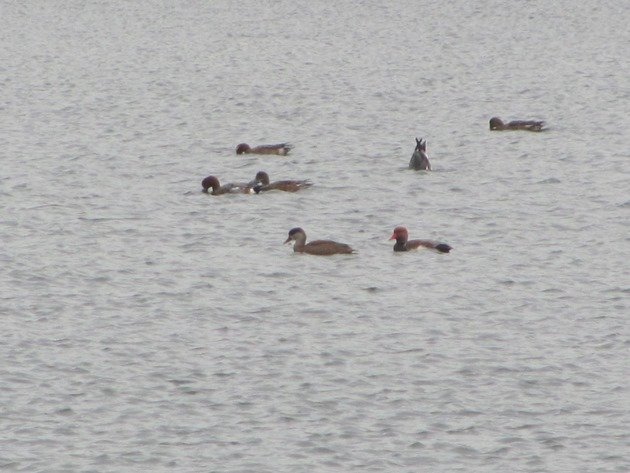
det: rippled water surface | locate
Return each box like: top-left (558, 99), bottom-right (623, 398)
top-left (1, 1), bottom-right (628, 471)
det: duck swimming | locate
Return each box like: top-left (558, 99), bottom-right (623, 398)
top-left (284, 227), bottom-right (354, 255)
top-left (489, 117), bottom-right (545, 132)
top-left (236, 143), bottom-right (293, 155)
top-left (201, 175), bottom-right (252, 195)
top-left (389, 226), bottom-right (452, 253)
top-left (251, 171), bottom-right (312, 193)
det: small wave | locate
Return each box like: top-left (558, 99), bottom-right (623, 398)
top-left (362, 286), bottom-right (380, 293)
top-left (55, 407), bottom-right (74, 416)
top-left (537, 177), bottom-right (561, 184)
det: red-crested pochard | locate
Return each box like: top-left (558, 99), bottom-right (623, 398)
top-left (389, 226), bottom-right (452, 253)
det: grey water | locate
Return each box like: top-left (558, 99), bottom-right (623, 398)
top-left (1, 1), bottom-right (629, 471)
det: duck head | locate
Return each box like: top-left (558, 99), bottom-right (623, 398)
top-left (201, 175), bottom-right (220, 193)
top-left (489, 117), bottom-right (504, 130)
top-left (255, 171), bottom-right (270, 185)
top-left (389, 226), bottom-right (409, 243)
top-left (235, 143), bottom-right (251, 154)
top-left (284, 227), bottom-right (306, 244)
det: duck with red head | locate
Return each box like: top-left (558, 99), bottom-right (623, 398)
top-left (409, 138), bottom-right (431, 170)
top-left (489, 117), bottom-right (545, 132)
top-left (201, 175), bottom-right (252, 195)
top-left (236, 143), bottom-right (293, 155)
top-left (389, 226), bottom-right (452, 253)
top-left (251, 171), bottom-right (312, 193)
top-left (284, 227), bottom-right (354, 255)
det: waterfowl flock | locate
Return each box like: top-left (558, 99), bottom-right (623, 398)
top-left (203, 118), bottom-right (545, 256)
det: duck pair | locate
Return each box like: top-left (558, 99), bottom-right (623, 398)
top-left (409, 117), bottom-right (544, 171)
top-left (202, 171), bottom-right (311, 195)
top-left (284, 227), bottom-right (452, 256)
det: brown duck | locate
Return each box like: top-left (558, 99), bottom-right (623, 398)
top-left (236, 143), bottom-right (293, 155)
top-left (389, 226), bottom-right (452, 253)
top-left (201, 175), bottom-right (252, 195)
top-left (489, 117), bottom-right (545, 132)
top-left (284, 228), bottom-right (354, 255)
top-left (251, 171), bottom-right (312, 193)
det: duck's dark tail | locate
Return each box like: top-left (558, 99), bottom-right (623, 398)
top-left (435, 244), bottom-right (452, 253)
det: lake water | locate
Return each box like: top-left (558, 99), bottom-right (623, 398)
top-left (1, 1), bottom-right (628, 471)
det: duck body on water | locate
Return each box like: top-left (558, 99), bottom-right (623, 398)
top-left (251, 171), bottom-right (312, 193)
top-left (489, 117), bottom-right (545, 132)
top-left (284, 228), bottom-right (355, 255)
top-left (390, 226), bottom-right (452, 253)
top-left (409, 137), bottom-right (431, 171)
top-left (201, 176), bottom-right (253, 195)
top-left (236, 143), bottom-right (293, 155)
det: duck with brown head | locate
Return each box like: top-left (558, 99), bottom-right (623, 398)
top-left (251, 171), bottom-right (312, 193)
top-left (489, 117), bottom-right (545, 132)
top-left (236, 143), bottom-right (293, 155)
top-left (201, 175), bottom-right (252, 195)
top-left (389, 226), bottom-right (452, 253)
top-left (284, 228), bottom-right (355, 255)
top-left (409, 138), bottom-right (431, 170)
